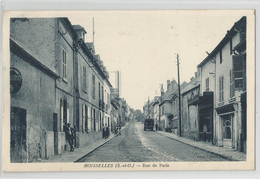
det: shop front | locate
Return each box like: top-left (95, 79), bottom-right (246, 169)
top-left (216, 103), bottom-right (238, 149)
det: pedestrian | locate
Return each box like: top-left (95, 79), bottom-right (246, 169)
top-left (102, 124), bottom-right (105, 139)
top-left (105, 124), bottom-right (108, 139)
top-left (66, 123), bottom-right (74, 151)
top-left (114, 123), bottom-right (117, 134)
top-left (107, 124), bottom-right (110, 138)
top-left (155, 123), bottom-right (158, 131)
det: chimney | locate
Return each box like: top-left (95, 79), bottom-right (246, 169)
top-left (161, 84), bottom-right (164, 96)
top-left (190, 77), bottom-right (194, 81)
top-left (167, 80), bottom-right (170, 91)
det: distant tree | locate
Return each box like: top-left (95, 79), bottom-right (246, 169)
top-left (134, 109), bottom-right (144, 122)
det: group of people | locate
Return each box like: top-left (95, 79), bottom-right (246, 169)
top-left (65, 122), bottom-right (121, 152)
top-left (102, 124), bottom-right (110, 139)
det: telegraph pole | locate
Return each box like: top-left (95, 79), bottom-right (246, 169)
top-left (177, 54), bottom-right (182, 137)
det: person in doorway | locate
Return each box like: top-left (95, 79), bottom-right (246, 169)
top-left (107, 124), bottom-right (110, 138)
top-left (102, 124), bottom-right (105, 139)
top-left (105, 124), bottom-right (108, 139)
top-left (66, 123), bottom-right (74, 151)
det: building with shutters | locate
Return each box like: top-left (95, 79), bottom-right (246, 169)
top-left (10, 17), bottom-right (113, 162)
top-left (197, 16), bottom-right (246, 151)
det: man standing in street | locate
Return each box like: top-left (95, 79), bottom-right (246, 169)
top-left (66, 123), bottom-right (74, 152)
top-left (102, 124), bottom-right (105, 139)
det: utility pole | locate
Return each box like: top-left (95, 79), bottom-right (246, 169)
top-left (177, 54), bottom-right (182, 137)
top-left (93, 17), bottom-right (95, 45)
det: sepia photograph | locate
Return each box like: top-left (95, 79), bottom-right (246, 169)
top-left (2, 10), bottom-right (255, 171)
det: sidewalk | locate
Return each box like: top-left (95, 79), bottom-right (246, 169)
top-left (155, 131), bottom-right (246, 161)
top-left (37, 123), bottom-right (128, 163)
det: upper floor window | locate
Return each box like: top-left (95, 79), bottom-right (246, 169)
top-left (219, 49), bottom-right (222, 64)
top-left (62, 49), bottom-right (67, 79)
top-left (98, 82), bottom-right (101, 100)
top-left (230, 69), bottom-right (235, 98)
top-left (83, 65), bottom-right (87, 92)
top-left (219, 75), bottom-right (224, 102)
top-left (102, 86), bottom-right (104, 101)
top-left (233, 55), bottom-right (245, 90)
top-left (206, 78), bottom-right (209, 92)
top-left (107, 92), bottom-right (109, 107)
top-left (92, 74), bottom-right (95, 100)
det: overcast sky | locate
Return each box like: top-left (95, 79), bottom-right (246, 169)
top-left (68, 10), bottom-right (247, 111)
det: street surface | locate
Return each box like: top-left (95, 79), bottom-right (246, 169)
top-left (79, 122), bottom-right (228, 162)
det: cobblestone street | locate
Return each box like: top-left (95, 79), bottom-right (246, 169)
top-left (78, 122), bottom-right (228, 162)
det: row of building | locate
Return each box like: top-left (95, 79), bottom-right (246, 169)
top-left (10, 17), bottom-right (133, 162)
top-left (143, 16), bottom-right (247, 153)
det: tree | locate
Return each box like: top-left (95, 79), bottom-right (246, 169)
top-left (134, 109), bottom-right (144, 122)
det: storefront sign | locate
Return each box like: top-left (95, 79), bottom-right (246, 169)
top-left (10, 68), bottom-right (22, 94)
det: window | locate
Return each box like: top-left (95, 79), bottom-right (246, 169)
top-left (98, 82), bottom-right (101, 100)
top-left (233, 55), bottom-right (245, 90)
top-left (220, 50), bottom-right (222, 64)
top-left (83, 66), bottom-right (87, 91)
top-left (62, 49), bottom-right (67, 79)
top-left (92, 74), bottom-right (95, 99)
top-left (93, 109), bottom-right (96, 131)
top-left (102, 86), bottom-right (104, 102)
top-left (107, 92), bottom-right (110, 108)
top-left (230, 39), bottom-right (233, 55)
top-left (206, 78), bottom-right (209, 92)
top-left (219, 76), bottom-right (224, 102)
top-left (230, 69), bottom-right (235, 98)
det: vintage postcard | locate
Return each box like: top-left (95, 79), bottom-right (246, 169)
top-left (2, 10), bottom-right (255, 171)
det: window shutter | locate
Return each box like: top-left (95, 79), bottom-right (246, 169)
top-left (222, 76), bottom-right (224, 101)
top-left (233, 55), bottom-right (243, 90)
top-left (219, 77), bottom-right (221, 102)
top-left (60, 99), bottom-right (63, 131)
top-left (85, 106), bottom-right (88, 132)
top-left (82, 104), bottom-right (85, 132)
top-left (88, 106), bottom-right (91, 131)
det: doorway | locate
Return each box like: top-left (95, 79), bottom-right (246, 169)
top-left (53, 113), bottom-right (58, 155)
top-left (10, 107), bottom-right (27, 163)
top-left (222, 114), bottom-right (234, 148)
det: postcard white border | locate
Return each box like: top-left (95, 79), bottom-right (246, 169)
top-left (1, 9), bottom-right (256, 173)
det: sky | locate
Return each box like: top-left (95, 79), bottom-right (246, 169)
top-left (68, 10), bottom-right (247, 111)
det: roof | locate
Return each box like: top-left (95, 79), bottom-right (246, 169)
top-left (181, 78), bottom-right (200, 96)
top-left (197, 16), bottom-right (246, 68)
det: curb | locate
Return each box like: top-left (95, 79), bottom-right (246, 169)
top-left (75, 123), bottom-right (128, 162)
top-left (154, 131), bottom-right (238, 161)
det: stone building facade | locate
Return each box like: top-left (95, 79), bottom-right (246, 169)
top-left (10, 17), bottom-right (113, 162)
